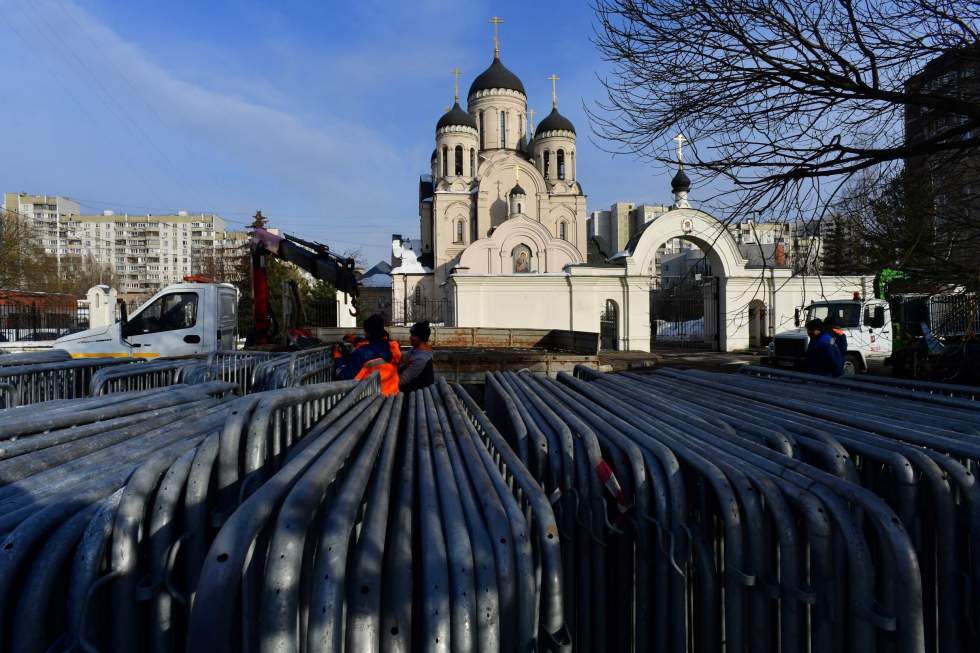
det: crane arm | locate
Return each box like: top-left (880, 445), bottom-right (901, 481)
top-left (248, 227), bottom-right (360, 345)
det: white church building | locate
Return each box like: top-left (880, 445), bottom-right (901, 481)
top-left (389, 24), bottom-right (870, 352)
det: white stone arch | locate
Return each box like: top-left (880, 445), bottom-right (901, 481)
top-left (626, 208), bottom-right (747, 279)
top-left (478, 153), bottom-right (547, 198)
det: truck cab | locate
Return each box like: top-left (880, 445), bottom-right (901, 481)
top-left (53, 283), bottom-right (238, 358)
top-left (764, 298), bottom-right (892, 374)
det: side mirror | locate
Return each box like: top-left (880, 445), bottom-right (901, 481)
top-left (794, 308), bottom-right (801, 328)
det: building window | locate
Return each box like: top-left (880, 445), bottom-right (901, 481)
top-left (559, 222), bottom-right (567, 240)
top-left (557, 149), bottom-right (566, 180)
top-left (470, 148), bottom-right (476, 176)
top-left (454, 145), bottom-right (463, 176)
top-left (479, 111), bottom-right (485, 149)
top-left (441, 146), bottom-right (448, 176)
top-left (512, 244), bottom-right (532, 273)
top-left (544, 151), bottom-right (551, 179)
top-left (499, 111), bottom-right (506, 148)
top-left (455, 220), bottom-right (464, 244)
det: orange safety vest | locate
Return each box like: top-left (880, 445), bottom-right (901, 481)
top-left (388, 339), bottom-right (402, 365)
top-left (355, 356), bottom-right (400, 396)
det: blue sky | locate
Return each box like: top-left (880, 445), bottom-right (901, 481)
top-left (0, 0), bottom-right (681, 264)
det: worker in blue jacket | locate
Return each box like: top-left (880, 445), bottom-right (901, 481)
top-left (804, 318), bottom-right (844, 377)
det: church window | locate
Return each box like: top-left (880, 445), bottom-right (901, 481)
top-left (544, 151), bottom-right (551, 179)
top-left (559, 221), bottom-right (567, 240)
top-left (557, 149), bottom-right (566, 180)
top-left (454, 145), bottom-right (463, 176)
top-left (470, 148), bottom-right (476, 176)
top-left (499, 111), bottom-right (506, 148)
top-left (455, 220), bottom-right (464, 244)
top-left (441, 146), bottom-right (448, 177)
top-left (479, 112), bottom-right (485, 149)
top-left (512, 244), bottom-right (532, 273)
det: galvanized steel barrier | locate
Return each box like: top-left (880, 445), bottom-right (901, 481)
top-left (486, 365), bottom-right (979, 653)
top-left (89, 359), bottom-right (206, 396)
top-left (0, 376), bottom-right (376, 653)
top-left (0, 357), bottom-right (139, 406)
top-left (0, 373), bottom-right (569, 652)
top-left (0, 349), bottom-right (72, 367)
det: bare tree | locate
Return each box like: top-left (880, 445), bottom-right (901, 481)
top-left (590, 1), bottom-right (980, 226)
top-left (0, 209), bottom-right (61, 291)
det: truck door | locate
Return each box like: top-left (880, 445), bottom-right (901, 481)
top-left (864, 302), bottom-right (891, 357)
top-left (121, 290), bottom-right (205, 358)
top-left (217, 287), bottom-right (238, 350)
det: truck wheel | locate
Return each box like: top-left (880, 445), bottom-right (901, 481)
top-left (843, 354), bottom-right (860, 376)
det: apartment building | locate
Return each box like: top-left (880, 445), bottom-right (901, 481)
top-left (2, 193), bottom-right (81, 261)
top-left (3, 193), bottom-right (248, 299)
top-left (66, 211), bottom-right (247, 297)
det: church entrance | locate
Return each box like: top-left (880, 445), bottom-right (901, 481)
top-left (650, 275), bottom-right (719, 350)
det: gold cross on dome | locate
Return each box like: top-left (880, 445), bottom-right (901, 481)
top-left (489, 16), bottom-right (504, 57)
top-left (673, 133), bottom-right (688, 163)
top-left (514, 165), bottom-right (520, 184)
top-left (548, 74), bottom-right (560, 108)
top-left (528, 108), bottom-right (536, 129)
top-left (452, 67), bottom-right (462, 103)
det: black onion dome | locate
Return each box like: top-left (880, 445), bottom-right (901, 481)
top-left (671, 167), bottom-right (691, 193)
top-left (436, 102), bottom-right (477, 130)
top-left (535, 107), bottom-right (576, 136)
top-left (509, 183), bottom-right (526, 196)
top-left (468, 56), bottom-right (526, 97)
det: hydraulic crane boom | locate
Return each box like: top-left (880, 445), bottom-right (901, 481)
top-left (249, 227), bottom-right (359, 344)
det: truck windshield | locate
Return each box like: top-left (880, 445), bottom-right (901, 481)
top-left (806, 302), bottom-right (861, 328)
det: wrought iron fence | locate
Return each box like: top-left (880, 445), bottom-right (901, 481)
top-left (391, 298), bottom-right (452, 326)
top-left (0, 303), bottom-right (89, 343)
top-left (650, 276), bottom-right (718, 349)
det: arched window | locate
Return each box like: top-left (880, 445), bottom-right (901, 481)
top-left (499, 111), bottom-right (506, 148)
top-left (543, 151), bottom-right (551, 179)
top-left (454, 220), bottom-right (464, 244)
top-left (517, 202), bottom-right (522, 214)
top-left (469, 148), bottom-right (475, 176)
top-left (512, 244), bottom-right (532, 273)
top-left (479, 112), bottom-right (485, 149)
top-left (454, 145), bottom-right (463, 176)
top-left (557, 149), bottom-right (566, 180)
top-left (558, 221), bottom-right (567, 240)
top-left (441, 146), bottom-right (448, 177)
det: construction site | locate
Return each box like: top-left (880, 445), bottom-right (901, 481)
top-left (0, 308), bottom-right (978, 653)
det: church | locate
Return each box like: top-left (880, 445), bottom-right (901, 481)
top-left (391, 19), bottom-right (587, 313)
top-left (386, 19), bottom-right (872, 352)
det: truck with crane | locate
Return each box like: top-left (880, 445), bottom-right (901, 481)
top-left (51, 227), bottom-right (361, 358)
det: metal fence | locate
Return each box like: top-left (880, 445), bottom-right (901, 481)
top-left (0, 303), bottom-right (89, 343)
top-left (0, 357), bottom-right (139, 406)
top-left (391, 298), bottom-right (452, 325)
top-left (928, 292), bottom-right (979, 337)
top-left (650, 276), bottom-right (718, 349)
top-left (0, 375), bottom-right (570, 652)
top-left (487, 366), bottom-right (978, 653)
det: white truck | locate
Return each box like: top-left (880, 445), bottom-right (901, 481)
top-left (763, 297), bottom-right (892, 375)
top-left (53, 283), bottom-right (239, 358)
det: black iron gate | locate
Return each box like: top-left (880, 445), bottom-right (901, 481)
top-left (650, 276), bottom-right (719, 350)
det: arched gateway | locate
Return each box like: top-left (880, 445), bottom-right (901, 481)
top-left (621, 206), bottom-right (749, 351)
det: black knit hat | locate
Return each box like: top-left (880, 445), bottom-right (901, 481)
top-left (410, 320), bottom-right (431, 342)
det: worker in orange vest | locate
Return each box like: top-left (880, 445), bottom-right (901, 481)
top-left (337, 314), bottom-right (400, 395)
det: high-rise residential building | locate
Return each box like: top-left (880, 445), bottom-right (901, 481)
top-left (904, 46), bottom-right (980, 267)
top-left (2, 192), bottom-right (81, 262)
top-left (3, 192), bottom-right (248, 298)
